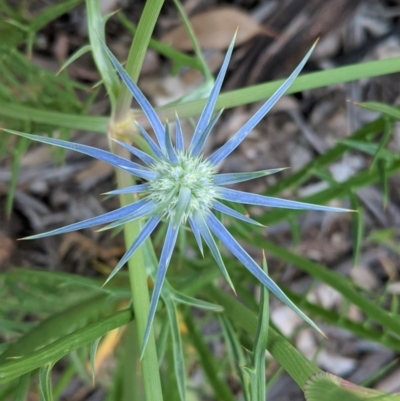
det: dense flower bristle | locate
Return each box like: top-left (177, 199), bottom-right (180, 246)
top-left (148, 151), bottom-right (217, 225)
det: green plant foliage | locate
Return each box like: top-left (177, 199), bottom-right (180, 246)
top-left (2, 0), bottom-right (400, 400)
top-left (304, 373), bottom-right (400, 401)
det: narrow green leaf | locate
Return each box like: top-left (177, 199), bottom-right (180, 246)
top-left (39, 363), bottom-right (54, 401)
top-left (357, 101), bottom-right (400, 121)
top-left (0, 293), bottom-right (109, 362)
top-left (154, 59), bottom-right (400, 123)
top-left (339, 139), bottom-right (397, 161)
top-left (206, 285), bottom-right (321, 389)
top-left (256, 238), bottom-right (400, 336)
top-left (90, 338), bottom-right (102, 384)
top-left (172, 291), bottom-right (223, 312)
top-left (184, 313), bottom-right (235, 401)
top-left (57, 44), bottom-right (92, 74)
top-left (251, 256), bottom-right (269, 401)
top-left (172, 0), bottom-right (211, 80)
top-left (155, 318), bottom-right (170, 367)
top-left (30, 0), bottom-right (82, 32)
top-left (0, 310), bottom-right (132, 384)
top-left (281, 286), bottom-right (400, 352)
top-left (70, 350), bottom-right (91, 383)
top-left (85, 0), bottom-right (119, 108)
top-left (371, 117), bottom-right (394, 171)
top-left (165, 300), bottom-right (186, 401)
top-left (0, 102), bottom-right (108, 133)
top-left (117, 12), bottom-right (201, 71)
top-left (260, 158), bottom-right (400, 227)
top-left (304, 372), bottom-right (400, 401)
top-left (114, 0), bottom-right (165, 121)
top-left (2, 65), bottom-right (400, 137)
top-left (219, 315), bottom-right (251, 401)
top-left (350, 193), bottom-right (363, 267)
top-left (368, 229), bottom-right (400, 255)
top-left (14, 373), bottom-right (30, 401)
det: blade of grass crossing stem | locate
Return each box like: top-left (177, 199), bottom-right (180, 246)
top-left (165, 300), bottom-right (186, 401)
top-left (153, 59), bottom-right (400, 124)
top-left (2, 66), bottom-right (400, 135)
top-left (252, 255), bottom-right (269, 401)
top-left (86, 0), bottom-right (119, 109)
top-left (350, 192), bottom-right (363, 267)
top-left (219, 315), bottom-right (251, 401)
top-left (39, 363), bottom-right (54, 401)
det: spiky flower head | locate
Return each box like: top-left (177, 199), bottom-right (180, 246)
top-left (5, 37), bottom-right (350, 352)
top-left (148, 151), bottom-right (217, 226)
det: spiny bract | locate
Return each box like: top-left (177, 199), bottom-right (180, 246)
top-left (6, 37), bottom-right (350, 352)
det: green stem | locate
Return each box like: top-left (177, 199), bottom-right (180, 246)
top-left (114, 0), bottom-right (165, 123)
top-left (114, 156), bottom-right (163, 401)
top-left (109, 1), bottom-right (165, 399)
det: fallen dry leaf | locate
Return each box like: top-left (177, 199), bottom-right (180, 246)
top-left (161, 6), bottom-right (275, 51)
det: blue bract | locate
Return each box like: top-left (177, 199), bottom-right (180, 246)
top-left (6, 37), bottom-right (350, 353)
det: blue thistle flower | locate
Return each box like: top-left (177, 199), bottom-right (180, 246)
top-left (5, 38), bottom-right (350, 351)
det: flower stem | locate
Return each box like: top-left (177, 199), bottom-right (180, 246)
top-left (114, 0), bottom-right (165, 123)
top-left (114, 150), bottom-right (163, 401)
top-left (108, 1), bottom-right (166, 398)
